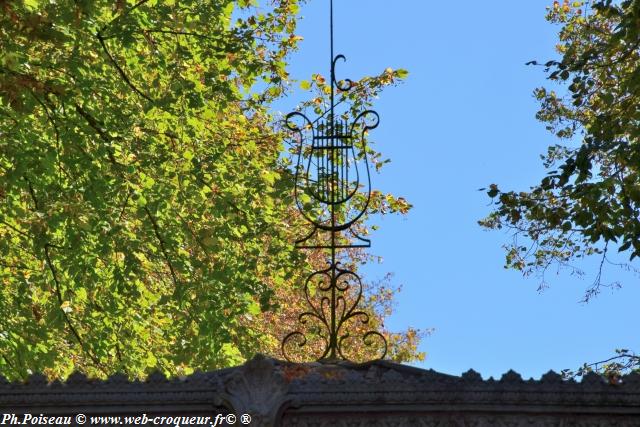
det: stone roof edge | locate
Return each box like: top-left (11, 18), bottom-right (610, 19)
top-left (1, 354), bottom-right (639, 390)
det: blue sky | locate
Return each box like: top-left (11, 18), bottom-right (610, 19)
top-left (273, 0), bottom-right (639, 380)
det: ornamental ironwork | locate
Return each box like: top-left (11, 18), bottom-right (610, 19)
top-left (281, 0), bottom-right (387, 362)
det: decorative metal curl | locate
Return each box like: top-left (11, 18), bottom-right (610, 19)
top-left (282, 0), bottom-right (387, 363)
top-left (281, 262), bottom-right (388, 362)
top-left (332, 55), bottom-right (355, 92)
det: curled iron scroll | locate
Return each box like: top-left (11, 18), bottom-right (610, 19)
top-left (281, 263), bottom-right (388, 362)
top-left (332, 55), bottom-right (355, 92)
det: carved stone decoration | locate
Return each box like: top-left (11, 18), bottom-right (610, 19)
top-left (461, 369), bottom-right (483, 383)
top-left (499, 369), bottom-right (524, 384)
top-left (624, 372), bottom-right (640, 385)
top-left (64, 372), bottom-right (89, 386)
top-left (281, 414), bottom-right (640, 427)
top-left (2, 357), bottom-right (640, 426)
top-left (540, 370), bottom-right (564, 384)
top-left (220, 354), bottom-right (291, 425)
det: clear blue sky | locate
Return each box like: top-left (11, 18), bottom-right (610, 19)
top-left (273, 0), bottom-right (639, 380)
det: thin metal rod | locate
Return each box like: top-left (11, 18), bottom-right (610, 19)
top-left (341, 119), bottom-right (346, 201)
top-left (330, 0), bottom-right (334, 92)
top-left (329, 0), bottom-right (337, 360)
top-left (317, 126), bottom-right (321, 196)
top-left (321, 123), bottom-right (324, 199)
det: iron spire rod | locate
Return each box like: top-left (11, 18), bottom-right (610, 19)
top-left (328, 0), bottom-right (337, 360)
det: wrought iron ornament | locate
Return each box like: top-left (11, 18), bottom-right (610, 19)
top-left (282, 0), bottom-right (387, 362)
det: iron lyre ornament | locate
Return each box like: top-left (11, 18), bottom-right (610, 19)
top-left (281, 0), bottom-right (387, 362)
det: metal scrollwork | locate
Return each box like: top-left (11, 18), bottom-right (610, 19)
top-left (332, 55), bottom-right (355, 92)
top-left (282, 0), bottom-right (388, 363)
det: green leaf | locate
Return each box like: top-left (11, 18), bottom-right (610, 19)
top-left (396, 69), bottom-right (409, 79)
top-left (24, 0), bottom-right (39, 11)
top-left (299, 80), bottom-right (311, 90)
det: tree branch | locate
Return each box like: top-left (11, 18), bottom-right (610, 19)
top-left (117, 190), bottom-right (131, 222)
top-left (24, 177), bottom-right (40, 211)
top-left (96, 32), bottom-right (153, 102)
top-left (43, 244), bottom-right (108, 375)
top-left (135, 29), bottom-right (218, 40)
top-left (144, 206), bottom-right (178, 287)
top-left (74, 104), bottom-right (122, 166)
top-left (0, 353), bottom-right (24, 381)
top-left (0, 220), bottom-right (29, 238)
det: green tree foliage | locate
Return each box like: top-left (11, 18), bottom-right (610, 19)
top-left (480, 0), bottom-right (640, 301)
top-left (561, 348), bottom-right (640, 382)
top-left (0, 0), bottom-right (305, 380)
top-left (480, 0), bottom-right (640, 377)
top-left (0, 0), bottom-right (423, 380)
